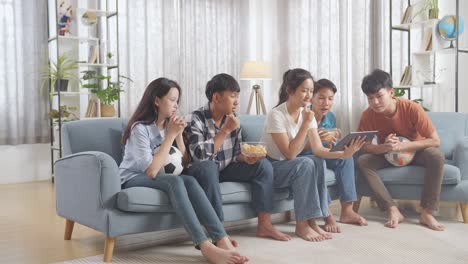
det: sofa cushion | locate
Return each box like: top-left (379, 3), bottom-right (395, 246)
top-left (376, 163), bottom-right (460, 185)
top-left (117, 181), bottom-right (291, 213)
top-left (325, 168), bottom-right (337, 186)
top-left (117, 187), bottom-right (173, 213)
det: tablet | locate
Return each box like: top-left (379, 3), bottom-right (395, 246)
top-left (330, 131), bottom-right (378, 152)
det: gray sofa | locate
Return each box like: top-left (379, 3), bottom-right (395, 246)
top-left (55, 115), bottom-right (341, 262)
top-left (55, 113), bottom-right (468, 262)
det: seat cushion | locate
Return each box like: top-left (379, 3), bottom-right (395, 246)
top-left (117, 181), bottom-right (291, 213)
top-left (377, 163), bottom-right (460, 185)
top-left (325, 168), bottom-right (336, 186)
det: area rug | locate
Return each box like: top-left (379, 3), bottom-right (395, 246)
top-left (53, 211), bottom-right (468, 264)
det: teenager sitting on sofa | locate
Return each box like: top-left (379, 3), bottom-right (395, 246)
top-left (261, 68), bottom-right (366, 241)
top-left (119, 77), bottom-right (248, 264)
top-left (357, 69), bottom-right (445, 231)
top-left (186, 73), bottom-right (292, 242)
top-left (303, 78), bottom-right (368, 233)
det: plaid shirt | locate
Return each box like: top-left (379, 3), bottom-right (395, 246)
top-left (186, 104), bottom-right (242, 171)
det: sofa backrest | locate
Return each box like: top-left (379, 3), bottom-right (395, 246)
top-left (427, 112), bottom-right (468, 159)
top-left (62, 116), bottom-right (266, 164)
top-left (238, 113), bottom-right (468, 160)
top-left (239, 115), bottom-right (266, 142)
top-left (60, 112), bottom-right (467, 164)
top-left (61, 118), bottom-right (128, 165)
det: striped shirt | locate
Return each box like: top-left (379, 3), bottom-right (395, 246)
top-left (186, 104), bottom-right (242, 171)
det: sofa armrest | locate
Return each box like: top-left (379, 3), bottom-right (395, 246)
top-left (453, 137), bottom-right (468, 181)
top-left (54, 151), bottom-right (121, 232)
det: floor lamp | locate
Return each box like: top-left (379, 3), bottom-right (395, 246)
top-left (240, 61), bottom-right (272, 115)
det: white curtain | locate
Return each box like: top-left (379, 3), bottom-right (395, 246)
top-left (118, 0), bottom-right (247, 117)
top-left (118, 0), bottom-right (387, 132)
top-left (0, 0), bottom-right (50, 145)
top-left (278, 0), bottom-right (387, 133)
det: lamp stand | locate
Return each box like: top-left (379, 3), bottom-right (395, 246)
top-left (246, 84), bottom-right (266, 115)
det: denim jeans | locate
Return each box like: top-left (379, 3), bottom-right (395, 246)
top-left (122, 174), bottom-right (227, 245)
top-left (326, 158), bottom-right (358, 203)
top-left (188, 159), bottom-right (274, 222)
top-left (268, 156), bottom-right (329, 221)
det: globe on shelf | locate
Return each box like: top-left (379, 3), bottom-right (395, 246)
top-left (81, 11), bottom-right (97, 26)
top-left (438, 15), bottom-right (465, 48)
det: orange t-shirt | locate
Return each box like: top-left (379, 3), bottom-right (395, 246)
top-left (358, 98), bottom-right (435, 144)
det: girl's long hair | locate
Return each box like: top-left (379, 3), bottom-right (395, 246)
top-left (122, 78), bottom-right (181, 144)
top-left (276, 68), bottom-right (314, 107)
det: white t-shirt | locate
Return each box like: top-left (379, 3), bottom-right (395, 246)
top-left (260, 102), bottom-right (318, 160)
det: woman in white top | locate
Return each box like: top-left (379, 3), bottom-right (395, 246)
top-left (260, 69), bottom-right (365, 242)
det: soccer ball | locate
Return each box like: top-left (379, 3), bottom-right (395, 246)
top-left (153, 146), bottom-right (184, 175)
top-left (384, 136), bottom-right (415, 167)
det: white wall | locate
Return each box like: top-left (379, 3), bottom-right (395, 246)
top-left (0, 144), bottom-right (52, 184)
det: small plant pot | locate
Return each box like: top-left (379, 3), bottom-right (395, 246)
top-left (54, 79), bottom-right (69, 92)
top-left (429, 8), bottom-right (439, 19)
top-left (100, 103), bottom-right (116, 117)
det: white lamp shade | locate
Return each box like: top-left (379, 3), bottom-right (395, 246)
top-left (240, 61), bottom-right (272, 80)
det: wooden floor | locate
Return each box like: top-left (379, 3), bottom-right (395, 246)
top-left (0, 181), bottom-right (105, 264)
top-left (1, 180), bottom-right (464, 264)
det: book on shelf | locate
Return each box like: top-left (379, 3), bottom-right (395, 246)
top-left (88, 44), bottom-right (99, 64)
top-left (399, 65), bottom-right (412, 86)
top-left (400, 5), bottom-right (413, 24)
top-left (85, 99), bottom-right (98, 117)
top-left (420, 28), bottom-right (433, 51)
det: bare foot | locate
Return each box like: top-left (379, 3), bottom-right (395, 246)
top-left (295, 221), bottom-right (326, 242)
top-left (384, 206), bottom-right (405, 228)
top-left (308, 219), bottom-right (333, 239)
top-left (419, 210), bottom-right (444, 231)
top-left (200, 241), bottom-right (248, 264)
top-left (257, 223), bottom-right (292, 241)
top-left (340, 210), bottom-right (368, 226)
top-left (229, 238), bottom-right (238, 247)
top-left (323, 209), bottom-right (341, 233)
top-left (216, 237), bottom-right (236, 251)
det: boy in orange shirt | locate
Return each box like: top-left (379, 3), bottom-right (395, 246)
top-left (357, 69), bottom-right (444, 231)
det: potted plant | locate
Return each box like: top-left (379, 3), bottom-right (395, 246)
top-left (413, 0), bottom-right (438, 20)
top-left (81, 70), bottom-right (132, 117)
top-left (40, 52), bottom-right (78, 95)
top-left (106, 52), bottom-right (114, 65)
top-left (428, 0), bottom-right (438, 19)
top-left (393, 89), bottom-right (430, 111)
top-left (48, 105), bottom-right (79, 120)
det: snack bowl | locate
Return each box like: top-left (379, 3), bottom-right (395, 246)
top-left (241, 142), bottom-right (267, 158)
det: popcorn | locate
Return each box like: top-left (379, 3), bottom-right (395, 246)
top-left (241, 143), bottom-right (267, 157)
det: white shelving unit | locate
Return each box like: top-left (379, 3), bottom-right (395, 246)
top-left (389, 0), bottom-right (467, 110)
top-left (46, 0), bottom-right (120, 179)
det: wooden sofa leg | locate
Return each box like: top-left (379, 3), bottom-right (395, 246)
top-left (103, 237), bottom-right (116, 262)
top-left (353, 196), bottom-right (362, 213)
top-left (286, 210), bottom-right (294, 222)
top-left (460, 202), bottom-right (468, 224)
top-left (64, 219), bottom-right (74, 240)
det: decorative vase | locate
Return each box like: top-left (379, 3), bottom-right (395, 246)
top-left (429, 8), bottom-right (439, 19)
top-left (100, 103), bottom-right (116, 117)
top-left (54, 79), bottom-right (68, 92)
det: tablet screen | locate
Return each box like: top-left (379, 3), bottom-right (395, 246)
top-left (330, 131), bottom-right (378, 152)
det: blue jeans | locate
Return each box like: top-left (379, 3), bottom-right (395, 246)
top-left (188, 159), bottom-right (274, 222)
top-left (326, 158), bottom-right (358, 203)
top-left (122, 174), bottom-right (227, 246)
top-left (268, 156), bottom-right (329, 221)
